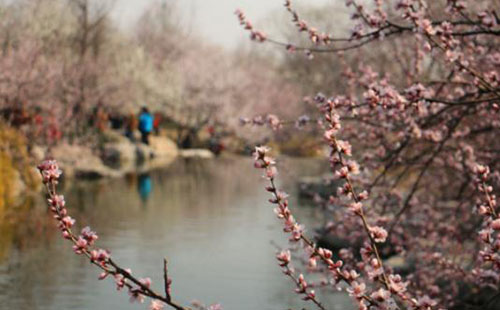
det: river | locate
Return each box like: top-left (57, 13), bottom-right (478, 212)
top-left (0, 156), bottom-right (353, 310)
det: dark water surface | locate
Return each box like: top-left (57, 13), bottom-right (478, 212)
top-left (0, 156), bottom-right (352, 310)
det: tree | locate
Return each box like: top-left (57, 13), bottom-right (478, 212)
top-left (238, 1), bottom-right (500, 309)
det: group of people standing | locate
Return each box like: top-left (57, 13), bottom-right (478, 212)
top-left (125, 107), bottom-right (160, 145)
top-left (93, 104), bottom-right (161, 146)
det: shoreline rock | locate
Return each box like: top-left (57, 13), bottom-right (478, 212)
top-left (179, 149), bottom-right (214, 159)
top-left (297, 175), bottom-right (342, 200)
top-left (50, 135), bottom-right (180, 179)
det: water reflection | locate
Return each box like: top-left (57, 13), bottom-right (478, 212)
top-left (138, 173), bottom-right (153, 203)
top-left (0, 157), bottom-right (353, 310)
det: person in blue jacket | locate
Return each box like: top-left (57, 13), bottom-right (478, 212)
top-left (138, 106), bottom-right (153, 145)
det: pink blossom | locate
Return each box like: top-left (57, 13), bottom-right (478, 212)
top-left (490, 219), bottom-right (500, 230)
top-left (308, 257), bottom-right (318, 269)
top-left (317, 247), bottom-right (333, 259)
top-left (335, 167), bottom-right (349, 179)
top-left (128, 289), bottom-right (145, 304)
top-left (81, 226), bottom-right (98, 245)
top-left (60, 216), bottom-right (75, 229)
top-left (303, 290), bottom-right (315, 300)
top-left (336, 140), bottom-right (352, 156)
top-left (474, 164), bottom-right (489, 176)
top-left (208, 303), bottom-right (223, 310)
top-left (38, 160), bottom-right (62, 183)
top-left (266, 114), bottom-right (281, 130)
top-left (149, 300), bottom-right (164, 310)
top-left (365, 264), bottom-right (384, 280)
top-left (90, 249), bottom-right (110, 265)
top-left (369, 226), bottom-right (388, 243)
top-left (415, 295), bottom-right (437, 307)
top-left (98, 272), bottom-right (109, 280)
top-left (253, 146), bottom-right (270, 160)
top-left (349, 202), bottom-right (363, 214)
top-left (140, 277), bottom-right (152, 288)
top-left (370, 288), bottom-right (391, 302)
top-left (478, 228), bottom-right (492, 243)
top-left (417, 18), bottom-right (436, 35)
top-left (114, 274), bottom-right (125, 290)
top-left (347, 281), bottom-right (366, 298)
top-left (277, 250), bottom-right (291, 267)
top-left (358, 190), bottom-right (369, 201)
top-left (72, 237), bottom-right (88, 255)
top-left (265, 166), bottom-right (278, 179)
top-left (478, 11), bottom-right (496, 28)
top-left (347, 160), bottom-right (360, 174)
top-left (61, 230), bottom-right (71, 240)
top-left (388, 274), bottom-right (408, 294)
top-left (283, 214), bottom-right (296, 231)
top-left (290, 224), bottom-right (304, 241)
top-left (324, 128), bottom-right (339, 141)
top-left (296, 274), bottom-right (308, 293)
top-left (48, 195), bottom-right (65, 208)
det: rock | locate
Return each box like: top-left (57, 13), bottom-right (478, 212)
top-left (102, 135), bottom-right (178, 168)
top-left (50, 134), bottom-right (179, 179)
top-left (316, 233), bottom-right (351, 252)
top-left (51, 143), bottom-right (120, 179)
top-left (102, 141), bottom-right (137, 167)
top-left (452, 286), bottom-right (500, 310)
top-left (100, 130), bottom-right (130, 144)
top-left (384, 254), bottom-right (414, 276)
top-left (297, 175), bottom-right (342, 199)
top-left (30, 145), bottom-right (46, 162)
top-left (149, 136), bottom-right (178, 157)
top-left (179, 149), bottom-right (214, 159)
top-left (136, 144), bottom-right (155, 163)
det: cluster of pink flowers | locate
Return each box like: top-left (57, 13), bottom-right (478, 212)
top-left (35, 0), bottom-right (500, 309)
top-left (254, 136), bottom-right (442, 309)
top-left (38, 160), bottom-right (196, 310)
top-left (239, 114), bottom-right (282, 131)
top-left (473, 164), bottom-right (500, 284)
top-left (234, 9), bottom-right (266, 42)
top-left (240, 114), bottom-right (317, 131)
top-left (283, 0), bottom-right (334, 46)
top-left (240, 0), bottom-right (500, 307)
top-left (254, 145), bottom-right (415, 310)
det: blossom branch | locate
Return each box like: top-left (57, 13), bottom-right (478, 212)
top-left (38, 160), bottom-right (191, 310)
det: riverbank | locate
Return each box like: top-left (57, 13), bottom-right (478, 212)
top-left (0, 156), bottom-right (353, 310)
top-left (0, 127), bottom-right (219, 211)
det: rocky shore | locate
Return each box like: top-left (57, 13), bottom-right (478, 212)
top-left (30, 132), bottom-right (214, 180)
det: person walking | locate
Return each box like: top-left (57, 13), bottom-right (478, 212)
top-left (138, 107), bottom-right (153, 145)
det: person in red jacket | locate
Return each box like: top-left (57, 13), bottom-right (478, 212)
top-left (153, 112), bottom-right (161, 136)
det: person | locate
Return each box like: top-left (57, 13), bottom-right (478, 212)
top-left (153, 112), bottom-right (161, 136)
top-left (207, 125), bottom-right (224, 156)
top-left (125, 112), bottom-right (138, 142)
top-left (138, 107), bottom-right (153, 145)
top-left (93, 102), bottom-right (109, 132)
top-left (109, 111), bottom-right (124, 130)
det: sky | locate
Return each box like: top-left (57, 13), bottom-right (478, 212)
top-left (110, 0), bottom-right (331, 48)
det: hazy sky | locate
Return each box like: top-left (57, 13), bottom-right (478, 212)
top-left (111, 0), bottom-right (330, 48)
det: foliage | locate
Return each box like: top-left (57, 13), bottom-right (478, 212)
top-left (0, 0), bottom-right (300, 149)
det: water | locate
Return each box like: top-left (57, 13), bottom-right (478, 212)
top-left (0, 156), bottom-right (353, 310)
